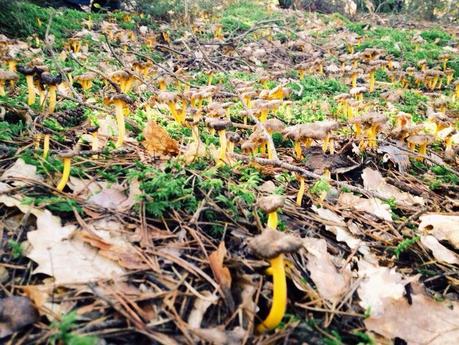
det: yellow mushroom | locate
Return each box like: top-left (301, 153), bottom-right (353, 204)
top-left (40, 72), bottom-right (62, 114)
top-left (104, 93), bottom-right (133, 148)
top-left (56, 150), bottom-right (77, 192)
top-left (206, 117), bottom-right (232, 166)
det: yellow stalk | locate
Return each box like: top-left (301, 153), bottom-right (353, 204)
top-left (42, 134), bottom-right (50, 159)
top-left (294, 141), bottom-right (302, 160)
top-left (369, 72), bottom-right (375, 92)
top-left (217, 130), bottom-right (227, 165)
top-left (267, 211), bottom-right (278, 230)
top-left (56, 157), bottom-right (71, 192)
top-left (48, 85), bottom-right (57, 113)
top-left (0, 81), bottom-right (5, 96)
top-left (115, 103), bottom-right (125, 148)
top-left (25, 75), bottom-right (36, 105)
top-left (418, 144), bottom-right (427, 161)
top-left (257, 254), bottom-right (286, 333)
top-left (296, 176), bottom-right (305, 206)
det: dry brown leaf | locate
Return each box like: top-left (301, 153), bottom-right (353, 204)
top-left (187, 291), bottom-right (218, 329)
top-left (22, 284), bottom-right (73, 321)
top-left (338, 193), bottom-right (392, 221)
top-left (1, 158), bottom-right (43, 186)
top-left (0, 296), bottom-right (38, 338)
top-left (88, 185), bottom-right (127, 209)
top-left (365, 293), bottom-right (459, 345)
top-left (209, 242), bottom-right (234, 310)
top-left (143, 120), bottom-right (179, 156)
top-left (419, 214), bottom-right (459, 249)
top-left (303, 238), bottom-right (351, 304)
top-left (362, 168), bottom-right (425, 207)
top-left (420, 235), bottom-right (459, 265)
top-left (0, 195), bottom-right (126, 285)
top-left (192, 326), bottom-right (245, 345)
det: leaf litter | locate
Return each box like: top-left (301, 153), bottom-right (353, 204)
top-left (0, 1), bottom-right (458, 344)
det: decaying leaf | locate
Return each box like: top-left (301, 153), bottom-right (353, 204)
top-left (209, 242), bottom-right (234, 309)
top-left (187, 291), bottom-right (218, 329)
top-left (192, 326), bottom-right (245, 345)
top-left (362, 168), bottom-right (425, 207)
top-left (303, 238), bottom-right (351, 304)
top-left (338, 192), bottom-right (392, 221)
top-left (419, 214), bottom-right (459, 249)
top-left (0, 194), bottom-right (125, 284)
top-left (311, 205), bottom-right (362, 250)
top-left (143, 120), bottom-right (179, 156)
top-left (357, 260), bottom-right (415, 316)
top-left (1, 158), bottom-right (42, 186)
top-left (365, 293), bottom-right (459, 345)
top-left (0, 296), bottom-right (38, 338)
top-left (88, 185), bottom-right (127, 209)
top-left (248, 229), bottom-right (302, 259)
top-left (378, 145), bottom-right (410, 172)
top-left (420, 235), bottom-right (459, 265)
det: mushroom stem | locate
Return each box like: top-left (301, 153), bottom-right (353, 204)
top-left (369, 71), bottom-right (375, 92)
top-left (260, 110), bottom-right (268, 123)
top-left (257, 254), bottom-right (286, 333)
top-left (267, 211), bottom-right (278, 229)
top-left (296, 175), bottom-right (305, 206)
top-left (42, 134), bottom-right (50, 159)
top-left (294, 141), bottom-right (302, 160)
top-left (91, 132), bottom-right (99, 152)
top-left (418, 144), bottom-right (427, 161)
top-left (0, 81), bottom-right (5, 96)
top-left (48, 85), bottom-right (57, 113)
top-left (115, 102), bottom-right (125, 148)
top-left (217, 130), bottom-right (227, 165)
top-left (25, 75), bottom-right (36, 105)
top-left (34, 134), bottom-right (42, 152)
top-left (56, 157), bottom-right (71, 192)
top-left (351, 74), bottom-right (357, 88)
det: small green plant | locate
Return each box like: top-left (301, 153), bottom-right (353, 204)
top-left (50, 311), bottom-right (97, 345)
top-left (8, 240), bottom-right (23, 259)
top-left (310, 178), bottom-right (331, 196)
top-left (0, 121), bottom-right (26, 142)
top-left (324, 330), bottom-right (344, 345)
top-left (394, 236), bottom-right (420, 258)
top-left (354, 331), bottom-right (376, 345)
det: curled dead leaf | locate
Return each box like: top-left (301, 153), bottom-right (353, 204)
top-left (209, 242), bottom-right (234, 310)
top-left (143, 120), bottom-right (179, 156)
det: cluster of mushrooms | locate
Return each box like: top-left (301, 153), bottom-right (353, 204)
top-left (0, 13), bottom-right (458, 333)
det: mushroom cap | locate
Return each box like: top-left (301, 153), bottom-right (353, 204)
top-left (75, 72), bottom-right (97, 81)
top-left (17, 65), bottom-right (35, 75)
top-left (40, 72), bottom-right (62, 85)
top-left (241, 140), bottom-right (258, 152)
top-left (352, 112), bottom-right (387, 127)
top-left (104, 93), bottom-right (133, 104)
top-left (283, 125), bottom-right (303, 141)
top-left (205, 117), bottom-right (231, 131)
top-left (110, 70), bottom-right (130, 80)
top-left (334, 93), bottom-right (350, 101)
top-left (226, 131), bottom-right (241, 143)
top-left (157, 91), bottom-right (178, 103)
top-left (248, 229), bottom-right (302, 259)
top-left (58, 149), bottom-right (78, 159)
top-left (350, 86), bottom-right (368, 95)
top-left (0, 70), bottom-right (18, 81)
top-left (257, 195), bottom-right (285, 213)
top-left (406, 134), bottom-right (434, 146)
top-left (264, 118), bottom-right (285, 133)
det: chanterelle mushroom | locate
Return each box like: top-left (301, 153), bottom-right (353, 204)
top-left (206, 117), bottom-right (232, 166)
top-left (406, 134), bottom-right (434, 161)
top-left (257, 195), bottom-right (285, 229)
top-left (40, 72), bottom-right (62, 113)
top-left (104, 93), bottom-right (133, 148)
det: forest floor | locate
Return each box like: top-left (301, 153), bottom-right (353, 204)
top-left (0, 1), bottom-right (458, 344)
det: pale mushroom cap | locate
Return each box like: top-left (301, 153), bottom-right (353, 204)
top-left (406, 134), bottom-right (434, 146)
top-left (248, 228), bottom-right (302, 259)
top-left (104, 93), bottom-right (133, 104)
top-left (0, 70), bottom-right (18, 81)
top-left (226, 131), bottom-right (241, 143)
top-left (257, 195), bottom-right (285, 213)
top-left (157, 91), bottom-right (178, 103)
top-left (205, 117), bottom-right (231, 131)
top-left (264, 118), bottom-right (285, 133)
top-left (75, 72), bottom-right (97, 81)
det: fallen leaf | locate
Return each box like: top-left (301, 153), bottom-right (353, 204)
top-left (362, 168), bottom-right (425, 207)
top-left (303, 238), bottom-right (351, 304)
top-left (22, 284), bottom-right (73, 321)
top-left (143, 120), bottom-right (179, 156)
top-left (378, 145), bottom-right (410, 172)
top-left (192, 326), bottom-right (245, 345)
top-left (420, 235), bottom-right (459, 265)
top-left (0, 195), bottom-right (125, 285)
top-left (338, 193), bottom-right (392, 221)
top-left (365, 293), bottom-right (459, 345)
top-left (88, 185), bottom-right (128, 209)
top-left (187, 291), bottom-right (218, 329)
top-left (357, 260), bottom-right (415, 316)
top-left (1, 158), bottom-right (42, 186)
top-left (209, 242), bottom-right (234, 310)
top-left (419, 214), bottom-right (459, 249)
top-left (0, 296), bottom-right (38, 338)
